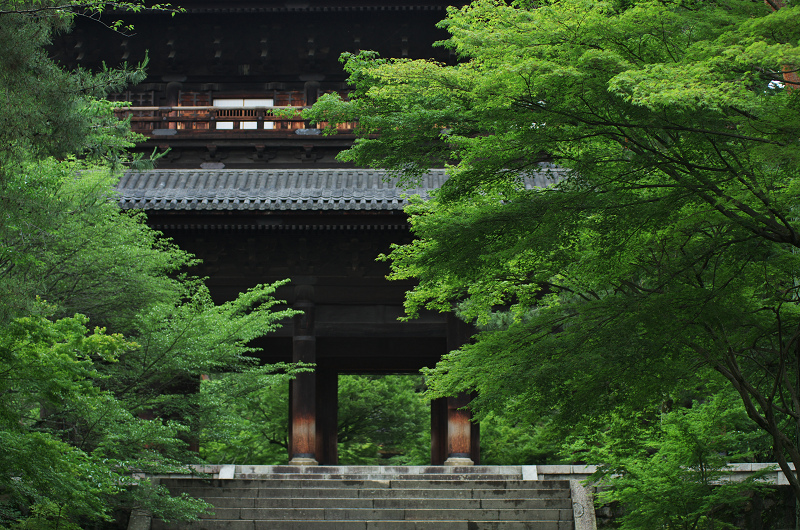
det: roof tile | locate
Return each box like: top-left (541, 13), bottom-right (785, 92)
top-left (116, 168), bottom-right (565, 212)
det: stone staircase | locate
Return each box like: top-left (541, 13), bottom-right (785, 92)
top-left (144, 466), bottom-right (592, 530)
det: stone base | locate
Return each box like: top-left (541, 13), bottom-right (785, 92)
top-left (443, 456), bottom-right (474, 466)
top-left (288, 457), bottom-right (319, 466)
top-left (126, 509), bottom-right (152, 530)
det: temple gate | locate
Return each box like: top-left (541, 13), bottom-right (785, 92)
top-left (116, 168), bottom-right (480, 465)
top-left (55, 0), bottom-right (479, 465)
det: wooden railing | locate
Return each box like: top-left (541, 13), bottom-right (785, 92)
top-left (114, 106), bottom-right (355, 134)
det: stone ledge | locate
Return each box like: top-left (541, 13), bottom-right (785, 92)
top-left (144, 462), bottom-right (792, 483)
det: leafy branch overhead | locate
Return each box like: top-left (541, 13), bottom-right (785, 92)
top-left (307, 0), bottom-right (800, 508)
top-left (0, 1), bottom-right (181, 169)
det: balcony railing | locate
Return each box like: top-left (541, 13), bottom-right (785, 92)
top-left (114, 106), bottom-right (355, 135)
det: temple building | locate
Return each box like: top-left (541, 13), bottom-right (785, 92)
top-left (51, 0), bottom-right (484, 466)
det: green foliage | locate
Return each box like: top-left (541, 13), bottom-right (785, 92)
top-left (0, 0), bottom-right (165, 169)
top-left (0, 282), bottom-right (299, 527)
top-left (0, 160), bottom-right (194, 329)
top-left (579, 389), bottom-right (773, 529)
top-left (0, 2), bottom-right (295, 527)
top-left (200, 374), bottom-right (301, 466)
top-left (0, 313), bottom-right (128, 525)
top-left (112, 479), bottom-right (211, 527)
top-left (201, 375), bottom-right (430, 466)
top-left (109, 280), bottom-right (299, 423)
top-left (6, 501), bottom-right (83, 530)
top-left (0, 156), bottom-right (255, 525)
top-left (337, 375), bottom-right (429, 465)
top-left (309, 0), bottom-right (800, 509)
top-left (479, 414), bottom-right (565, 466)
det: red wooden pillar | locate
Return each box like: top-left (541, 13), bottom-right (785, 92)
top-left (429, 314), bottom-right (479, 466)
top-left (289, 285), bottom-right (318, 465)
top-left (446, 392), bottom-right (473, 465)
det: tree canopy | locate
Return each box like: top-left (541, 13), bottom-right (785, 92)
top-left (307, 0), bottom-right (800, 503)
top-left (0, 2), bottom-right (300, 528)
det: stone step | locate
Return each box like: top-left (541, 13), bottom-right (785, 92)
top-left (230, 465), bottom-right (522, 475)
top-left (199, 496), bottom-right (572, 509)
top-left (150, 516), bottom-right (575, 528)
top-left (162, 478), bottom-right (570, 490)
top-left (188, 507), bottom-right (570, 521)
top-left (169, 487), bottom-right (571, 500)
top-left (150, 476), bottom-right (578, 530)
top-left (237, 474), bottom-right (521, 481)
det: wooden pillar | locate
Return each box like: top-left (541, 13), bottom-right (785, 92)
top-left (165, 81), bottom-right (181, 130)
top-left (443, 313), bottom-right (477, 466)
top-left (315, 366), bottom-right (338, 465)
top-left (289, 285), bottom-right (317, 465)
top-left (430, 397), bottom-right (448, 465)
top-left (446, 392), bottom-right (473, 464)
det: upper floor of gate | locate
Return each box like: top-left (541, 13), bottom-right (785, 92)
top-left (51, 0), bottom-right (464, 168)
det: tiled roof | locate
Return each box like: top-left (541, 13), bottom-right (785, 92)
top-left (116, 168), bottom-right (563, 212)
top-left (173, 1), bottom-right (454, 13)
top-left (183, 5), bottom-right (450, 12)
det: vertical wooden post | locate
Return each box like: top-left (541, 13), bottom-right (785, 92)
top-left (257, 108), bottom-right (265, 130)
top-left (288, 378), bottom-right (294, 458)
top-left (446, 392), bottom-right (473, 464)
top-left (430, 397), bottom-right (448, 465)
top-left (289, 285), bottom-right (317, 465)
top-left (166, 81), bottom-right (180, 130)
top-left (443, 313), bottom-right (477, 466)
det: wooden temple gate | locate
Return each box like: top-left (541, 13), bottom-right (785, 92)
top-left (116, 169), bottom-right (480, 465)
top-left (55, 0), bottom-right (479, 465)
